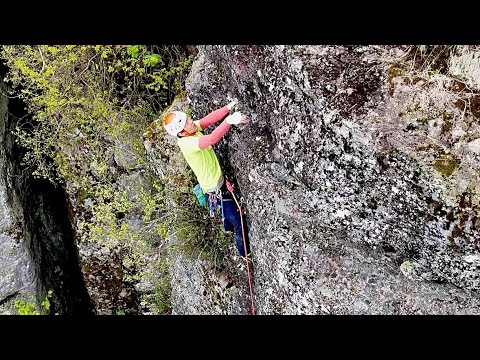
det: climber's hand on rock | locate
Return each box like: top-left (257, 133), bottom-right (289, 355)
top-left (226, 111), bottom-right (249, 125)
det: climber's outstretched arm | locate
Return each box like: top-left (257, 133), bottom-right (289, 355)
top-left (198, 99), bottom-right (238, 130)
top-left (198, 112), bottom-right (248, 149)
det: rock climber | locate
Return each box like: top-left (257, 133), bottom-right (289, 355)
top-left (162, 99), bottom-right (251, 258)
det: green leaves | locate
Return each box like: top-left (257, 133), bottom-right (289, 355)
top-left (14, 289), bottom-right (54, 315)
top-left (127, 46), bottom-right (162, 67)
top-left (144, 54), bottom-right (161, 67)
top-left (41, 289), bottom-right (53, 311)
top-left (2, 45), bottom-right (193, 314)
top-left (15, 299), bottom-right (40, 315)
top-left (127, 45), bottom-right (140, 58)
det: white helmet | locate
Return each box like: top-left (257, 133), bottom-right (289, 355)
top-left (163, 111), bottom-right (187, 136)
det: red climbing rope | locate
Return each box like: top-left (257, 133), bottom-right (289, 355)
top-left (226, 180), bottom-right (256, 315)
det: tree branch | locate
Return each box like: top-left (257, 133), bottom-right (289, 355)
top-left (38, 46), bottom-right (46, 73)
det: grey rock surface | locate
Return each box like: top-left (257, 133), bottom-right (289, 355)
top-left (0, 80), bottom-right (37, 314)
top-left (170, 45), bottom-right (480, 314)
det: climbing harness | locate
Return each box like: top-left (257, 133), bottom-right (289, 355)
top-left (207, 190), bottom-right (223, 224)
top-left (225, 179), bottom-right (256, 316)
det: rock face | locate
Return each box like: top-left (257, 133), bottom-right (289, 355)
top-left (0, 79), bottom-right (38, 313)
top-left (173, 45), bottom-right (480, 314)
top-left (0, 72), bottom-right (92, 315)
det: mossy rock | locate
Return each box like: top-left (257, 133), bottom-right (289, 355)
top-left (387, 63), bottom-right (406, 95)
top-left (175, 90), bottom-right (187, 100)
top-left (433, 155), bottom-right (460, 177)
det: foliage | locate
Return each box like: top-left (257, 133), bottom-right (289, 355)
top-left (127, 45), bottom-right (140, 59)
top-left (41, 289), bottom-right (53, 312)
top-left (162, 171), bottom-right (233, 265)
top-left (144, 54), bottom-right (162, 68)
top-left (15, 289), bottom-right (54, 315)
top-left (150, 257), bottom-right (173, 314)
top-left (14, 299), bottom-right (40, 315)
top-left (1, 45), bottom-right (192, 247)
top-left (134, 167), bottom-right (233, 264)
top-left (1, 45), bottom-right (193, 313)
top-left (1, 45), bottom-right (192, 182)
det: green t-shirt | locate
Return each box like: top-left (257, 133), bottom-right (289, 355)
top-left (177, 121), bottom-right (222, 193)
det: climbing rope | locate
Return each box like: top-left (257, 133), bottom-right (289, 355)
top-left (226, 179), bottom-right (256, 315)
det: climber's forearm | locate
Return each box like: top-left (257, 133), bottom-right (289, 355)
top-left (198, 106), bottom-right (229, 130)
top-left (198, 120), bottom-right (231, 149)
